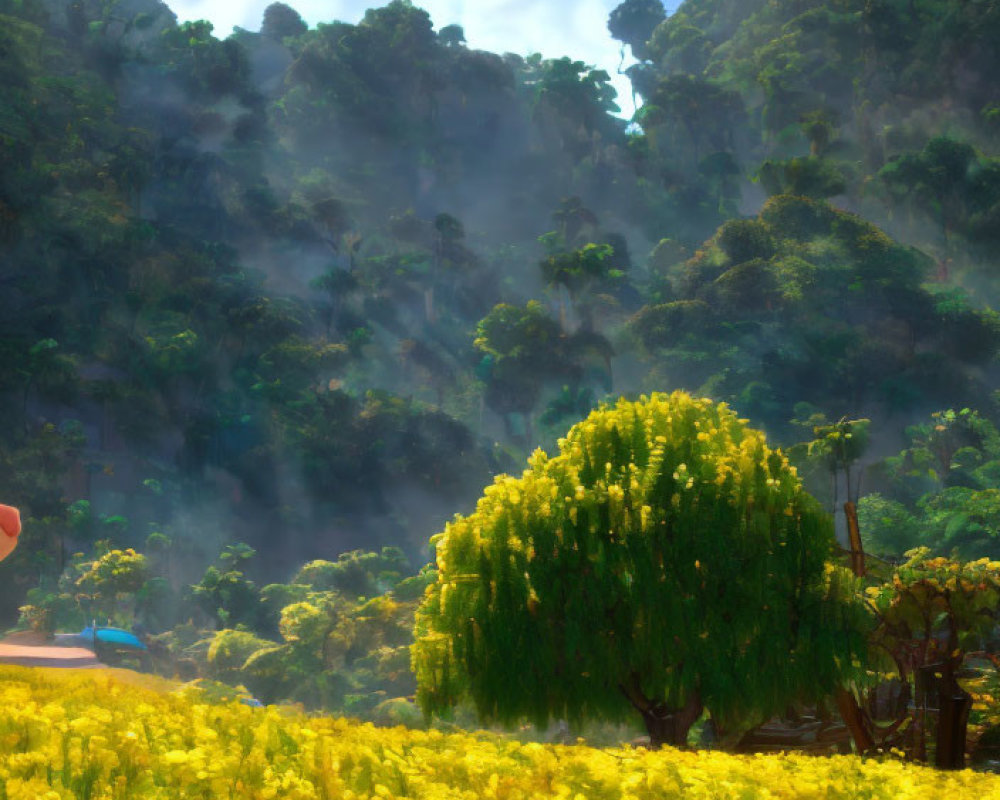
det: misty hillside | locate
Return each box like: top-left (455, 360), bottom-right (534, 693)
top-left (2, 0), bottom-right (1000, 638)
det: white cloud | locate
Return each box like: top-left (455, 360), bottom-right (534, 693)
top-left (163, 1), bottom-right (680, 117)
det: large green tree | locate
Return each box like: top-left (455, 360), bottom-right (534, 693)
top-left (608, 0), bottom-right (667, 60)
top-left (473, 301), bottom-right (567, 444)
top-left (412, 391), bottom-right (868, 747)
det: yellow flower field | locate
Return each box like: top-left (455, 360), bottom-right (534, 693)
top-left (0, 666), bottom-right (997, 799)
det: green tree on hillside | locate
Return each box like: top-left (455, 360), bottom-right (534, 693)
top-left (437, 24), bottom-right (466, 48)
top-left (192, 543), bottom-right (262, 629)
top-left (539, 243), bottom-right (618, 331)
top-left (879, 137), bottom-right (980, 257)
top-left (474, 301), bottom-right (566, 444)
top-left (412, 391), bottom-right (868, 747)
top-left (261, 3), bottom-right (308, 42)
top-left (608, 0), bottom-right (667, 60)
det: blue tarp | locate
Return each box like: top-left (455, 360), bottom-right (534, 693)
top-left (79, 627), bottom-right (147, 650)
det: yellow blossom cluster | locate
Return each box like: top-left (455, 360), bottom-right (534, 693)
top-left (0, 666), bottom-right (998, 799)
top-left (864, 548), bottom-right (1000, 616)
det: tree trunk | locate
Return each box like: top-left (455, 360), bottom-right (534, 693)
top-left (836, 688), bottom-right (875, 754)
top-left (640, 692), bottom-right (703, 749)
top-left (936, 609), bottom-right (971, 769)
top-left (835, 503), bottom-right (873, 754)
top-left (935, 663), bottom-right (971, 770)
top-left (424, 287), bottom-right (436, 325)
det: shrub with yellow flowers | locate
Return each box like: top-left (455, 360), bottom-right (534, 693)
top-left (863, 549), bottom-right (1000, 763)
top-left (414, 391), bottom-right (871, 749)
top-left (17, 546), bottom-right (150, 634)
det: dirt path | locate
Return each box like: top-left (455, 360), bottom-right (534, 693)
top-left (0, 632), bottom-right (102, 668)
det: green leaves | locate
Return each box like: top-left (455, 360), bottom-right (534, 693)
top-left (865, 550), bottom-right (1000, 696)
top-left (806, 417), bottom-right (871, 475)
top-left (73, 547), bottom-right (149, 623)
top-left (414, 391), bottom-right (867, 736)
top-left (607, 0), bottom-right (668, 59)
top-left (294, 547), bottom-right (411, 599)
top-left (857, 408), bottom-right (1000, 559)
top-left (473, 302), bottom-right (567, 424)
top-left (757, 156), bottom-right (847, 199)
top-left (192, 543), bottom-right (263, 630)
top-left (540, 244), bottom-right (616, 298)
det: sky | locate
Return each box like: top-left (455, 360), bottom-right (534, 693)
top-left (164, 1), bottom-right (681, 118)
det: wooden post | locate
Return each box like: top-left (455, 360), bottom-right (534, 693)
top-left (835, 499), bottom-right (873, 753)
top-left (844, 501), bottom-right (865, 577)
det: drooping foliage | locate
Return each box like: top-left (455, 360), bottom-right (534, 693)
top-left (413, 392), bottom-right (869, 744)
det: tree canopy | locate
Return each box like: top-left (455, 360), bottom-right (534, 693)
top-left (413, 391), bottom-right (868, 746)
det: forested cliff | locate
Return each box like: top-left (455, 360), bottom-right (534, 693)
top-left (2, 0), bottom-right (1000, 671)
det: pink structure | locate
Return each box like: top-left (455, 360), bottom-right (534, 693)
top-left (0, 504), bottom-right (21, 561)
